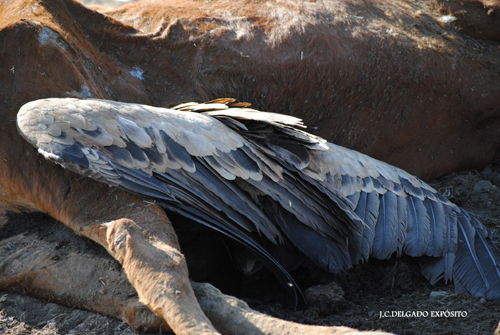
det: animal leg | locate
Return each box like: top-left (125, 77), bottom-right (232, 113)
top-left (0, 215), bottom-right (169, 333)
top-left (102, 218), bottom-right (219, 335)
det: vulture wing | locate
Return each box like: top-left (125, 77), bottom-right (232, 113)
top-left (17, 98), bottom-right (500, 302)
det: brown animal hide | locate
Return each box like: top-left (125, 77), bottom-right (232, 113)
top-left (1, 0), bottom-right (499, 180)
top-left (0, 0), bottom-right (499, 334)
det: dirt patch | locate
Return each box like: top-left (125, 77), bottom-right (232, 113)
top-left (0, 294), bottom-right (134, 335)
top-left (1, 163), bottom-right (499, 335)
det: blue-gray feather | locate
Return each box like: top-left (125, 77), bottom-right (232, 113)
top-left (404, 195), bottom-right (430, 256)
top-left (16, 98), bottom-right (500, 303)
top-left (371, 191), bottom-right (398, 259)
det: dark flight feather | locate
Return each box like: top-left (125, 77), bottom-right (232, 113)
top-left (423, 198), bottom-right (447, 257)
top-left (349, 191), bottom-right (379, 263)
top-left (404, 195), bottom-right (430, 256)
top-left (371, 191), bottom-right (398, 259)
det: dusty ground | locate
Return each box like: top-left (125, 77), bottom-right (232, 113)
top-left (1, 162), bottom-right (499, 335)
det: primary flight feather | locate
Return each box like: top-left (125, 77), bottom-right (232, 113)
top-left (17, 98), bottom-right (500, 303)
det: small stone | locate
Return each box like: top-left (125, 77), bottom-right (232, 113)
top-left (473, 180), bottom-right (493, 193)
top-left (480, 298), bottom-right (487, 304)
top-left (430, 291), bottom-right (448, 299)
top-left (304, 281), bottom-right (345, 315)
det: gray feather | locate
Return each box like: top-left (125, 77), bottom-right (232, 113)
top-left (423, 198), bottom-right (446, 257)
top-left (371, 191), bottom-right (398, 259)
top-left (349, 191), bottom-right (379, 263)
top-left (404, 195), bottom-right (431, 256)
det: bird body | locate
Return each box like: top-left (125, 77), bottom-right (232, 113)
top-left (17, 98), bottom-right (500, 303)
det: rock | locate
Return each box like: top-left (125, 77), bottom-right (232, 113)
top-left (304, 282), bottom-right (345, 315)
top-left (473, 180), bottom-right (494, 193)
top-left (482, 167), bottom-right (500, 187)
top-left (429, 291), bottom-right (449, 299)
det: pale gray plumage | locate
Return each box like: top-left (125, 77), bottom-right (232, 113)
top-left (17, 97), bottom-right (500, 303)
